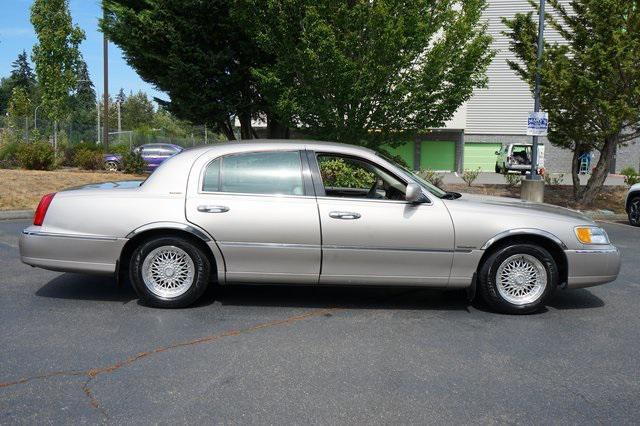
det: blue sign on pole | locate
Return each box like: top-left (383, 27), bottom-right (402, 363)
top-left (527, 112), bottom-right (549, 136)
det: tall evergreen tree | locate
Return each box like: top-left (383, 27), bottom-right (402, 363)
top-left (115, 88), bottom-right (126, 104)
top-left (70, 59), bottom-right (97, 142)
top-left (10, 50), bottom-right (36, 91)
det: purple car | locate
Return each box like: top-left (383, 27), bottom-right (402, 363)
top-left (104, 143), bottom-right (183, 172)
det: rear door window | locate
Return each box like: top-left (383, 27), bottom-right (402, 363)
top-left (202, 151), bottom-right (304, 196)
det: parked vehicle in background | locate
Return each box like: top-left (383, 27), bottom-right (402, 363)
top-left (104, 143), bottom-right (183, 172)
top-left (495, 143), bottom-right (545, 174)
top-left (20, 140), bottom-right (620, 314)
top-left (626, 183), bottom-right (640, 226)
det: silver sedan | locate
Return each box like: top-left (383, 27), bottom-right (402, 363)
top-left (19, 141), bottom-right (621, 313)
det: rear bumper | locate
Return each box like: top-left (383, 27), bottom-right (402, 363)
top-left (19, 228), bottom-right (126, 275)
top-left (565, 247), bottom-right (621, 289)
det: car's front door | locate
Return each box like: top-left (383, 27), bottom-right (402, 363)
top-left (186, 150), bottom-right (320, 284)
top-left (311, 152), bottom-right (455, 286)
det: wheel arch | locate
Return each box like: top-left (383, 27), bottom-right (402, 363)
top-left (626, 190), bottom-right (640, 211)
top-left (479, 230), bottom-right (568, 288)
top-left (119, 222), bottom-right (225, 285)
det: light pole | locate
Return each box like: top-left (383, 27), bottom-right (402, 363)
top-left (521, 0), bottom-right (546, 203)
top-left (34, 104), bottom-right (41, 130)
top-left (529, 0), bottom-right (546, 181)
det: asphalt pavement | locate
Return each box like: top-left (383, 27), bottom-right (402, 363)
top-left (0, 219), bottom-right (639, 424)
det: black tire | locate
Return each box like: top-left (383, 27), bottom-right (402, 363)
top-left (130, 236), bottom-right (211, 308)
top-left (478, 244), bottom-right (558, 314)
top-left (628, 196), bottom-right (640, 227)
top-left (495, 164), bottom-right (501, 174)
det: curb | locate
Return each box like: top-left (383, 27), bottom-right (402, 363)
top-left (0, 210), bottom-right (33, 221)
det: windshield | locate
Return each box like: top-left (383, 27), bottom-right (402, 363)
top-left (376, 153), bottom-right (447, 198)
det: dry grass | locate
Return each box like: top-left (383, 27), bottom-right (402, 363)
top-left (445, 183), bottom-right (628, 214)
top-left (0, 168), bottom-right (145, 211)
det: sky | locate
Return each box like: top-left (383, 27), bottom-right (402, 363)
top-left (0, 0), bottom-right (165, 101)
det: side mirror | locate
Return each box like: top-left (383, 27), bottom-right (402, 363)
top-left (495, 150), bottom-right (500, 155)
top-left (405, 183), bottom-right (424, 204)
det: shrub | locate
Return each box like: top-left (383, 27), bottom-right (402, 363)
top-left (121, 150), bottom-right (146, 174)
top-left (502, 171), bottom-right (521, 189)
top-left (74, 148), bottom-right (104, 170)
top-left (461, 168), bottom-right (481, 187)
top-left (621, 166), bottom-right (640, 186)
top-left (109, 143), bottom-right (131, 156)
top-left (543, 172), bottom-right (565, 187)
top-left (61, 142), bottom-right (103, 167)
top-left (15, 141), bottom-right (56, 170)
top-left (319, 158), bottom-right (375, 188)
top-left (419, 169), bottom-right (444, 188)
top-left (0, 141), bottom-right (21, 168)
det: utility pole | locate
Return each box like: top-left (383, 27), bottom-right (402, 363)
top-left (102, 6), bottom-right (109, 149)
top-left (117, 100), bottom-right (121, 142)
top-left (96, 99), bottom-right (100, 144)
top-left (521, 0), bottom-right (546, 202)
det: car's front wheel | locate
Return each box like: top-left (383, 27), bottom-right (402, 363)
top-left (478, 244), bottom-right (557, 314)
top-left (130, 236), bottom-right (211, 308)
top-left (628, 196), bottom-right (640, 226)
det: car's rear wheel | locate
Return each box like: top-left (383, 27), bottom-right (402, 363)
top-left (478, 243), bottom-right (557, 314)
top-left (130, 236), bottom-right (210, 308)
top-left (104, 160), bottom-right (119, 172)
top-left (628, 196), bottom-right (640, 226)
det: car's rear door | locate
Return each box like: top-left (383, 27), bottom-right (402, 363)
top-left (186, 149), bottom-right (321, 284)
top-left (309, 150), bottom-right (455, 286)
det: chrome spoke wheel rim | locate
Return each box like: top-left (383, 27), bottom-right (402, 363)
top-left (105, 161), bottom-right (118, 172)
top-left (142, 246), bottom-right (195, 298)
top-left (496, 254), bottom-right (547, 305)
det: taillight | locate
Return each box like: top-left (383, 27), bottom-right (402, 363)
top-left (34, 193), bottom-right (56, 226)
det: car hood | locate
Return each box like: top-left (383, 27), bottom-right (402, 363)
top-left (447, 193), bottom-right (593, 223)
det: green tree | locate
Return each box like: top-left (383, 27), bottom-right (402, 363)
top-left (70, 59), bottom-right (97, 143)
top-left (102, 0), bottom-right (267, 140)
top-left (115, 88), bottom-right (126, 104)
top-left (121, 91), bottom-right (155, 130)
top-left (503, 0), bottom-right (640, 204)
top-left (11, 50), bottom-right (36, 92)
top-left (31, 0), bottom-right (85, 149)
top-left (236, 0), bottom-right (494, 148)
top-left (8, 86), bottom-right (32, 141)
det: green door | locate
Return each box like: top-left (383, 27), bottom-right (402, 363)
top-left (464, 143), bottom-right (501, 171)
top-left (420, 140), bottom-right (456, 171)
top-left (382, 142), bottom-right (415, 169)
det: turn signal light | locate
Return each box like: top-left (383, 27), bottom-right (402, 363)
top-left (33, 193), bottom-right (56, 226)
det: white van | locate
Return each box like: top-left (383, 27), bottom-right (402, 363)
top-left (495, 143), bottom-right (545, 174)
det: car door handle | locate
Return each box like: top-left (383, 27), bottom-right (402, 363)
top-left (197, 205), bottom-right (229, 213)
top-left (329, 211), bottom-right (361, 220)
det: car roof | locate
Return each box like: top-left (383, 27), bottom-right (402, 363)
top-left (142, 139), bottom-right (377, 193)
top-left (183, 139), bottom-right (375, 155)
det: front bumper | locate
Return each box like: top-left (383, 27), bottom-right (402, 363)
top-left (565, 246), bottom-right (621, 289)
top-left (20, 228), bottom-right (126, 275)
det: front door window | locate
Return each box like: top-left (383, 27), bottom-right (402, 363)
top-left (317, 154), bottom-right (406, 201)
